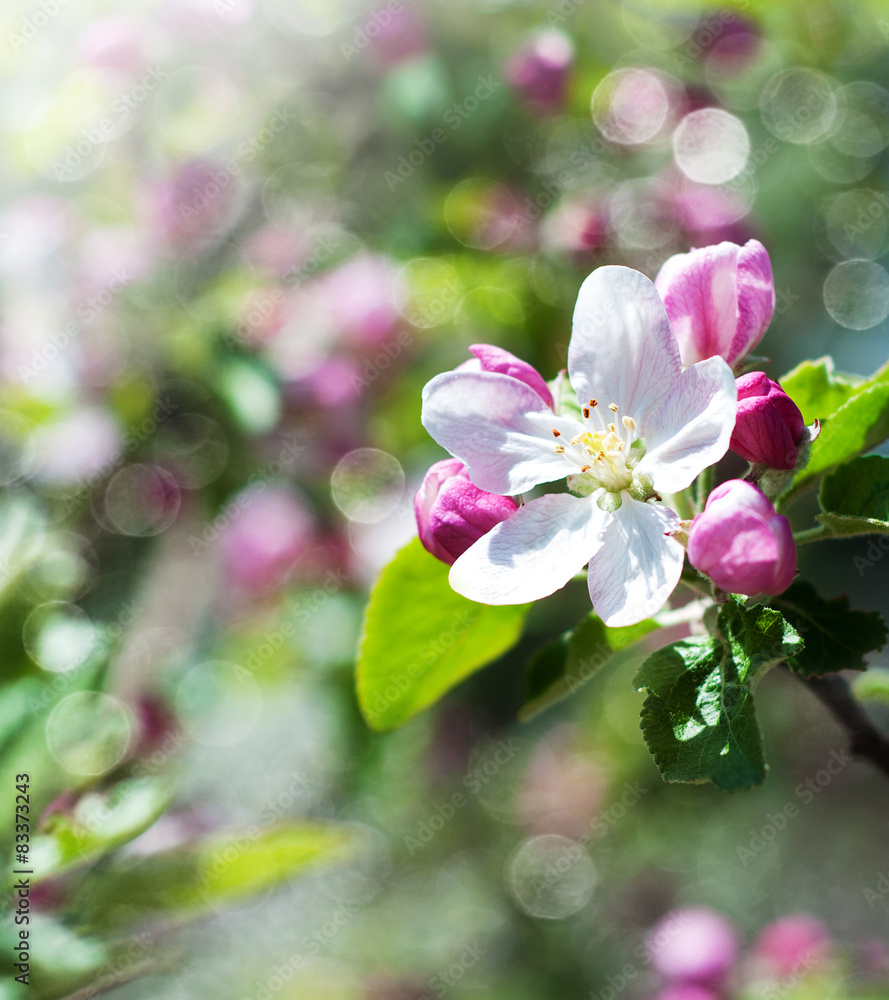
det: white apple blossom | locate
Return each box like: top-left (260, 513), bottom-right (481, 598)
top-left (421, 266), bottom-right (738, 626)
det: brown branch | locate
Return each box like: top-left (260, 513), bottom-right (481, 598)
top-left (793, 671), bottom-right (889, 780)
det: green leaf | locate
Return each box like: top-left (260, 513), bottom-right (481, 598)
top-left (786, 359), bottom-right (889, 501)
top-left (521, 613), bottom-right (658, 721)
top-left (633, 600), bottom-right (802, 791)
top-left (772, 581), bottom-right (887, 677)
top-left (28, 778), bottom-right (172, 883)
top-left (779, 356), bottom-right (864, 425)
top-left (357, 538), bottom-right (528, 731)
top-left (76, 822), bottom-right (358, 930)
top-left (718, 600), bottom-right (804, 679)
top-left (818, 455), bottom-right (889, 536)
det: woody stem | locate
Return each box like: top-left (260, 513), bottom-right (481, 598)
top-left (790, 670), bottom-right (889, 780)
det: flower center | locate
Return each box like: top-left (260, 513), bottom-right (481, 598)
top-left (552, 399), bottom-right (648, 499)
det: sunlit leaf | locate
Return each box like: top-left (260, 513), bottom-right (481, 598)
top-left (357, 538), bottom-right (528, 731)
top-left (633, 600), bottom-right (802, 791)
top-left (818, 455), bottom-right (889, 536)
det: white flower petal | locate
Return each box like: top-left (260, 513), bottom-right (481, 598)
top-left (449, 492), bottom-right (610, 604)
top-left (569, 266), bottom-right (681, 426)
top-left (586, 499), bottom-right (684, 627)
top-left (422, 371), bottom-right (580, 495)
top-left (636, 355), bottom-right (737, 494)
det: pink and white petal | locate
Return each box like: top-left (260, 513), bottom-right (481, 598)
top-left (636, 355), bottom-right (737, 494)
top-left (569, 266), bottom-right (681, 426)
top-left (469, 344), bottom-right (554, 407)
top-left (422, 371), bottom-right (580, 495)
top-left (730, 239), bottom-right (775, 366)
top-left (655, 243), bottom-right (742, 366)
top-left (587, 500), bottom-right (684, 627)
top-left (449, 492), bottom-right (610, 605)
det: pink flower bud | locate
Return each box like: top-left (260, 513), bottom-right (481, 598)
top-left (505, 30), bottom-right (574, 115)
top-left (655, 239), bottom-right (775, 368)
top-left (730, 372), bottom-right (806, 470)
top-left (415, 459), bottom-right (518, 565)
top-left (649, 907), bottom-right (738, 986)
top-left (750, 914), bottom-right (833, 978)
top-left (460, 344), bottom-right (554, 408)
top-left (688, 480), bottom-right (796, 595)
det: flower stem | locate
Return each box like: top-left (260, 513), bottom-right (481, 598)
top-left (671, 487), bottom-right (695, 521)
top-left (695, 465), bottom-right (714, 514)
top-left (793, 524), bottom-right (832, 545)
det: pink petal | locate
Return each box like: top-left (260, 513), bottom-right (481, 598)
top-left (469, 343), bottom-right (554, 407)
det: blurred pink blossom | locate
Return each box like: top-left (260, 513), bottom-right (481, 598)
top-left (750, 914), bottom-right (833, 978)
top-left (76, 16), bottom-right (147, 74)
top-left (221, 485), bottom-right (314, 593)
top-left (505, 30), bottom-right (574, 115)
top-left (153, 159), bottom-right (240, 247)
top-left (649, 907), bottom-right (739, 986)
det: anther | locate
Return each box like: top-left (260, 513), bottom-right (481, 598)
top-left (552, 429), bottom-right (561, 438)
top-left (608, 403), bottom-right (618, 413)
top-left (608, 422), bottom-right (616, 433)
top-left (581, 465), bottom-right (591, 472)
top-left (622, 416), bottom-right (636, 431)
top-left (582, 407), bottom-right (590, 419)
top-left (554, 445), bottom-right (565, 454)
top-left (589, 399), bottom-right (597, 407)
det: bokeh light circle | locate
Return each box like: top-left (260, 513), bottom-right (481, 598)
top-left (23, 602), bottom-right (100, 673)
top-left (592, 68), bottom-right (673, 145)
top-left (152, 414), bottom-right (229, 490)
top-left (830, 81), bottom-right (889, 158)
top-left (673, 108), bottom-right (750, 184)
top-left (759, 68), bottom-right (839, 145)
top-left (819, 190), bottom-right (889, 261)
top-left (507, 834), bottom-right (597, 919)
top-left (823, 260), bottom-right (889, 330)
top-left (445, 180), bottom-right (520, 250)
top-left (152, 66), bottom-right (245, 154)
top-left (331, 448), bottom-right (405, 524)
top-left (103, 464), bottom-right (181, 536)
top-left (46, 692), bottom-right (133, 776)
top-left (23, 95), bottom-right (107, 182)
top-left (395, 258), bottom-right (463, 329)
top-left (807, 138), bottom-right (876, 185)
top-left (174, 659), bottom-right (263, 747)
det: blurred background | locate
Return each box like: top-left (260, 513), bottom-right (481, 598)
top-left (1, 0), bottom-right (889, 997)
